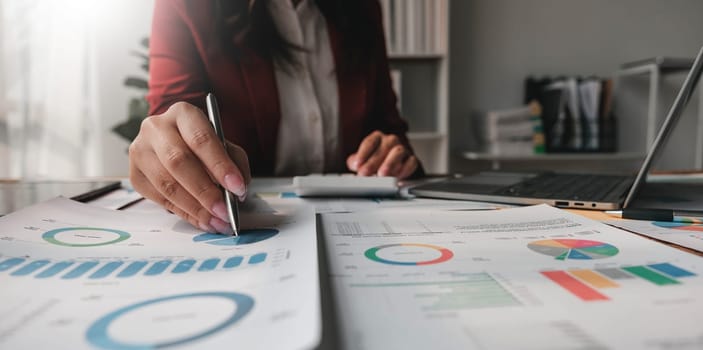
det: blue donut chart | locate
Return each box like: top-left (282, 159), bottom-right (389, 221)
top-left (86, 292), bottom-right (254, 350)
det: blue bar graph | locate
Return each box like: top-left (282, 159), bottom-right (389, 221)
top-left (172, 260), bottom-right (196, 274)
top-left (117, 261), bottom-right (148, 278)
top-left (248, 253), bottom-right (267, 265)
top-left (0, 258), bottom-right (26, 272)
top-left (11, 260), bottom-right (50, 276)
top-left (145, 260), bottom-right (172, 276)
top-left (648, 263), bottom-right (696, 278)
top-left (198, 258), bottom-right (220, 271)
top-left (3, 251), bottom-right (271, 280)
top-left (62, 261), bottom-right (99, 279)
top-left (89, 261), bottom-right (124, 279)
top-left (36, 261), bottom-right (74, 279)
top-left (224, 256), bottom-right (243, 268)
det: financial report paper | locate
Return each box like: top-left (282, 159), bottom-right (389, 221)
top-left (320, 204), bottom-right (703, 350)
top-left (0, 197), bottom-right (320, 350)
top-left (606, 219), bottom-right (703, 253)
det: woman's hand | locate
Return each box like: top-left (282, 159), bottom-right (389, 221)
top-left (129, 102), bottom-right (251, 234)
top-left (346, 131), bottom-right (418, 179)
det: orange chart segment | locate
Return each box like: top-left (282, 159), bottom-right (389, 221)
top-left (569, 269), bottom-right (619, 288)
top-left (553, 239), bottom-right (606, 248)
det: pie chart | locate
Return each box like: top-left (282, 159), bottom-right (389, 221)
top-left (653, 221), bottom-right (703, 232)
top-left (527, 239), bottom-right (619, 260)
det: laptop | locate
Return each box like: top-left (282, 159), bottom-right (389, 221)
top-left (411, 46), bottom-right (703, 210)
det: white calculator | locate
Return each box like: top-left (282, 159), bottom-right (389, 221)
top-left (292, 174), bottom-right (399, 197)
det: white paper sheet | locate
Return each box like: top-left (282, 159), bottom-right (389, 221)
top-left (606, 219), bottom-right (703, 253)
top-left (0, 197), bottom-right (320, 350)
top-left (320, 205), bottom-right (703, 350)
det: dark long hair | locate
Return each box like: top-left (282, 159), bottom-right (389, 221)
top-left (214, 0), bottom-right (379, 73)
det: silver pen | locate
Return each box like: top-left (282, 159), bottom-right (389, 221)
top-left (205, 93), bottom-right (240, 236)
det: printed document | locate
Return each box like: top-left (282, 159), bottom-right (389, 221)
top-left (0, 197), bottom-right (320, 350)
top-left (321, 205), bottom-right (703, 350)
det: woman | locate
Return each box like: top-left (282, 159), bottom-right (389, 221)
top-left (129, 0), bottom-right (421, 233)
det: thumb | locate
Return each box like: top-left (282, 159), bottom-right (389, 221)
top-left (225, 141), bottom-right (251, 190)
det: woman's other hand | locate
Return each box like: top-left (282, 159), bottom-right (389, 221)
top-left (346, 131), bottom-right (418, 179)
top-left (129, 101), bottom-right (251, 234)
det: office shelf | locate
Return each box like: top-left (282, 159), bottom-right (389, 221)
top-left (382, 0), bottom-right (450, 174)
top-left (388, 53), bottom-right (446, 60)
top-left (614, 62), bottom-right (703, 169)
top-left (408, 131), bottom-right (446, 141)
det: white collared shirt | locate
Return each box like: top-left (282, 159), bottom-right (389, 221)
top-left (268, 0), bottom-right (340, 175)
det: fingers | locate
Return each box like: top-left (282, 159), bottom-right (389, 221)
top-left (348, 131), bottom-right (418, 179)
top-left (378, 145), bottom-right (408, 176)
top-left (396, 155), bottom-right (418, 180)
top-left (374, 144), bottom-right (418, 179)
top-left (128, 101), bottom-right (251, 234)
top-left (130, 147), bottom-right (234, 235)
top-left (173, 102), bottom-right (247, 199)
top-left (149, 118), bottom-right (233, 225)
top-left (349, 131), bottom-right (383, 172)
top-left (226, 141), bottom-right (251, 186)
top-left (356, 133), bottom-right (401, 176)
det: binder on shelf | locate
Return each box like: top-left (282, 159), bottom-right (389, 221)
top-left (599, 79), bottom-right (617, 152)
top-left (525, 76), bottom-right (615, 153)
top-left (382, 0), bottom-right (448, 55)
top-left (483, 101), bottom-right (544, 156)
top-left (578, 78), bottom-right (602, 151)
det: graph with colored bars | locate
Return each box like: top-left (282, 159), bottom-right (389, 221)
top-left (0, 253), bottom-right (269, 280)
top-left (542, 263), bottom-right (696, 301)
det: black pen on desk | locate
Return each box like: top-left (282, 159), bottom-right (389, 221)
top-left (206, 93), bottom-right (240, 236)
top-left (606, 208), bottom-right (703, 224)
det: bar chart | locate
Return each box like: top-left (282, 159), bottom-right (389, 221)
top-left (350, 272), bottom-right (520, 310)
top-left (542, 262), bottom-right (697, 302)
top-left (0, 253), bottom-right (268, 280)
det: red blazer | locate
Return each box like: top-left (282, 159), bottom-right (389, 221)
top-left (147, 0), bottom-right (416, 176)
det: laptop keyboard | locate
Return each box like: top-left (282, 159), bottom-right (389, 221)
top-left (493, 173), bottom-right (632, 201)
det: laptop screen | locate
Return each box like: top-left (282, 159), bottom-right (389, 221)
top-left (623, 46), bottom-right (703, 208)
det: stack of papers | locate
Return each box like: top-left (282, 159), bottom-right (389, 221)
top-left (320, 205), bottom-right (703, 349)
top-left (2, 184), bottom-right (703, 349)
top-left (0, 197), bottom-right (320, 349)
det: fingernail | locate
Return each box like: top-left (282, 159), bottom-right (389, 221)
top-left (352, 160), bottom-right (359, 170)
top-left (209, 217), bottom-right (234, 235)
top-left (199, 222), bottom-right (215, 232)
top-left (211, 201), bottom-right (230, 223)
top-left (224, 174), bottom-right (246, 197)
